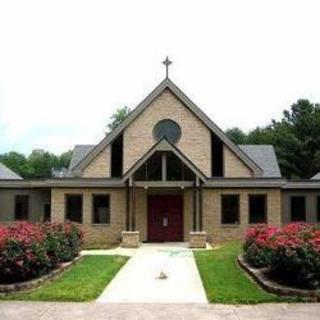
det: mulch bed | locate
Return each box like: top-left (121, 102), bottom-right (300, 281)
top-left (0, 256), bottom-right (82, 295)
top-left (237, 254), bottom-right (320, 302)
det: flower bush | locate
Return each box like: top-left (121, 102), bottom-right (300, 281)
top-left (243, 223), bottom-right (320, 289)
top-left (243, 224), bottom-right (277, 268)
top-left (0, 221), bottom-right (82, 283)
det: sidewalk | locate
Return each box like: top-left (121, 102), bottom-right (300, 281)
top-left (96, 243), bottom-right (207, 303)
top-left (1, 302), bottom-right (319, 320)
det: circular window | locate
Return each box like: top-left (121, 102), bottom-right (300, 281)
top-left (153, 119), bottom-right (181, 143)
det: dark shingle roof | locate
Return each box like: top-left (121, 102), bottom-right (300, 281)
top-left (69, 145), bottom-right (95, 171)
top-left (238, 145), bottom-right (281, 178)
top-left (0, 162), bottom-right (22, 180)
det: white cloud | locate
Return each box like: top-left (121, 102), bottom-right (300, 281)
top-left (1, 0), bottom-right (320, 153)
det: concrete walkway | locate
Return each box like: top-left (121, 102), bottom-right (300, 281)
top-left (96, 243), bottom-right (207, 303)
top-left (1, 302), bottom-right (319, 320)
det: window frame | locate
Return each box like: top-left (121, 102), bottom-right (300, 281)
top-left (14, 194), bottom-right (30, 221)
top-left (65, 194), bottom-right (83, 224)
top-left (290, 196), bottom-right (306, 222)
top-left (92, 194), bottom-right (111, 225)
top-left (221, 194), bottom-right (240, 225)
top-left (248, 194), bottom-right (267, 224)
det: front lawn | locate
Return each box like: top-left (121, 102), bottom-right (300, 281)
top-left (1, 255), bottom-right (128, 302)
top-left (194, 242), bottom-right (292, 304)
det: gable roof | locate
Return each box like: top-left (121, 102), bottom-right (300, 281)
top-left (311, 172), bottom-right (320, 180)
top-left (238, 145), bottom-right (281, 178)
top-left (69, 145), bottom-right (95, 170)
top-left (0, 162), bottom-right (22, 180)
top-left (122, 138), bottom-right (207, 182)
top-left (71, 78), bottom-right (263, 176)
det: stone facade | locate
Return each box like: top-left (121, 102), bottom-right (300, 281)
top-left (223, 146), bottom-right (253, 178)
top-left (49, 186), bottom-right (282, 247)
top-left (50, 188), bottom-right (126, 247)
top-left (121, 231), bottom-right (140, 248)
top-left (189, 231), bottom-right (207, 248)
top-left (82, 146), bottom-right (110, 178)
top-left (123, 89), bottom-right (212, 176)
top-left (202, 188), bottom-right (282, 243)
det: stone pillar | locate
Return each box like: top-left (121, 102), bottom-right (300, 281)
top-left (121, 231), bottom-right (140, 248)
top-left (189, 231), bottom-right (207, 248)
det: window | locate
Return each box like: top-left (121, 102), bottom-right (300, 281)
top-left (15, 195), bottom-right (29, 220)
top-left (249, 195), bottom-right (267, 223)
top-left (66, 195), bottom-right (83, 223)
top-left (92, 195), bottom-right (110, 224)
top-left (44, 203), bottom-right (51, 221)
top-left (221, 195), bottom-right (239, 224)
top-left (290, 196), bottom-right (306, 221)
top-left (211, 133), bottom-right (224, 177)
top-left (166, 152), bottom-right (195, 181)
top-left (111, 134), bottom-right (123, 177)
top-left (317, 196), bottom-right (320, 222)
top-left (134, 151), bottom-right (162, 181)
top-left (153, 119), bottom-right (181, 143)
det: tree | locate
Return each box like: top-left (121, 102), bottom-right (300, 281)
top-left (57, 150), bottom-right (73, 168)
top-left (0, 151), bottom-right (30, 177)
top-left (106, 106), bottom-right (131, 133)
top-left (237, 99), bottom-right (320, 178)
top-left (225, 127), bottom-right (247, 144)
top-left (0, 149), bottom-right (73, 179)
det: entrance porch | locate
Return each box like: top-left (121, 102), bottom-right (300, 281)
top-left (121, 182), bottom-right (207, 248)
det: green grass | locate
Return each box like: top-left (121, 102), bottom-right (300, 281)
top-left (194, 242), bottom-right (292, 304)
top-left (1, 255), bottom-right (128, 302)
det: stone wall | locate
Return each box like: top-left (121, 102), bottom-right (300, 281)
top-left (202, 188), bottom-right (282, 243)
top-left (51, 188), bottom-right (126, 247)
top-left (223, 146), bottom-right (253, 178)
top-left (82, 146), bottom-right (110, 178)
top-left (50, 186), bottom-right (283, 247)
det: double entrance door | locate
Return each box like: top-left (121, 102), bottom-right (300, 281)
top-left (147, 194), bottom-right (183, 242)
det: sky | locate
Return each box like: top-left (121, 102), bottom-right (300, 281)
top-left (1, 0), bottom-right (320, 155)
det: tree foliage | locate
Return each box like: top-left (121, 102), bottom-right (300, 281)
top-left (226, 99), bottom-right (320, 178)
top-left (106, 106), bottom-right (131, 133)
top-left (0, 149), bottom-right (72, 179)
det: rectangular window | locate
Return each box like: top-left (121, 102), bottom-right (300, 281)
top-left (66, 195), bottom-right (83, 223)
top-left (317, 196), bottom-right (320, 222)
top-left (44, 203), bottom-right (51, 222)
top-left (290, 196), bottom-right (306, 221)
top-left (92, 195), bottom-right (110, 224)
top-left (221, 195), bottom-right (239, 224)
top-left (211, 133), bottom-right (224, 177)
top-left (111, 134), bottom-right (123, 177)
top-left (15, 195), bottom-right (29, 220)
top-left (249, 195), bottom-right (267, 224)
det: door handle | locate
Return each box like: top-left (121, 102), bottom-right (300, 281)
top-left (162, 217), bottom-right (168, 227)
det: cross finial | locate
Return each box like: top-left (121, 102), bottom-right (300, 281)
top-left (162, 56), bottom-right (172, 79)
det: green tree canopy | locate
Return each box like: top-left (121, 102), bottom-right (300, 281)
top-left (0, 149), bottom-right (73, 179)
top-left (106, 106), bottom-right (131, 133)
top-left (226, 99), bottom-right (320, 178)
top-left (225, 127), bottom-right (247, 144)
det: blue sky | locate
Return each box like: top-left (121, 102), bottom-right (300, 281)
top-left (1, 0), bottom-right (320, 155)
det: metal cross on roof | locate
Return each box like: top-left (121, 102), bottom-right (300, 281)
top-left (162, 56), bottom-right (172, 78)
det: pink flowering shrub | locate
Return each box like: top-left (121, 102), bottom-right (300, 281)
top-left (0, 222), bottom-right (82, 283)
top-left (244, 223), bottom-right (320, 289)
top-left (244, 224), bottom-right (278, 268)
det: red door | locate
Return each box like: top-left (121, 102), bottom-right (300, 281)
top-left (147, 195), bottom-right (183, 242)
